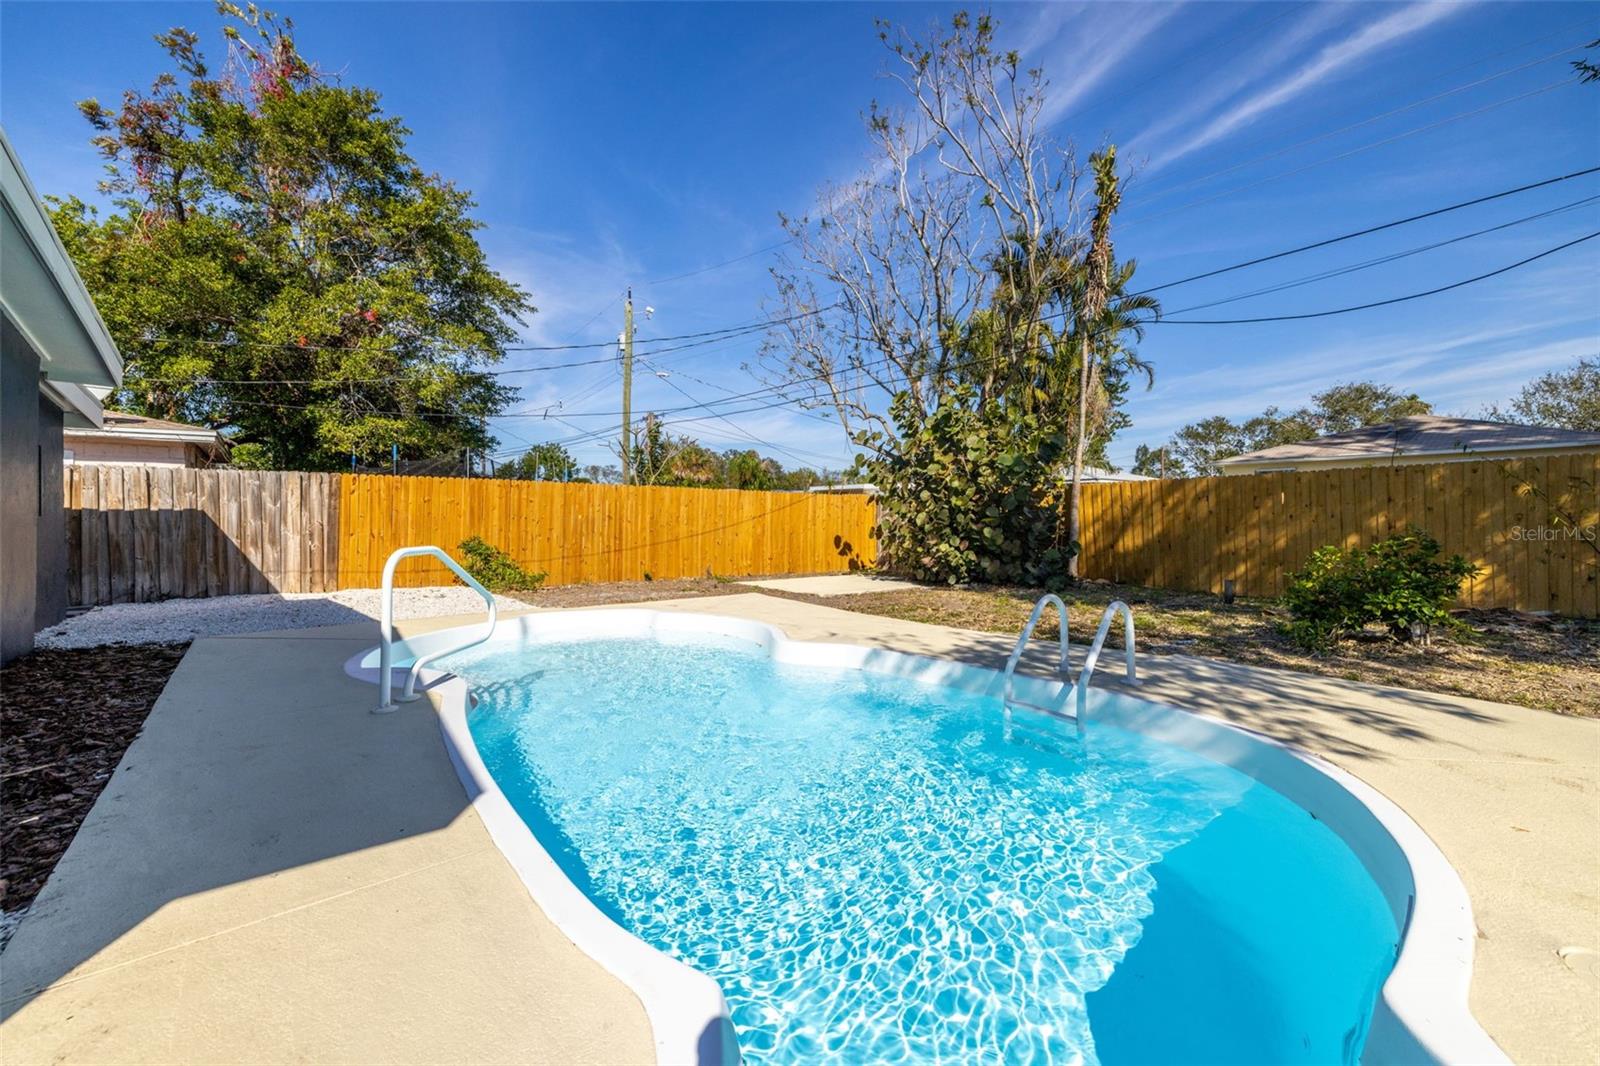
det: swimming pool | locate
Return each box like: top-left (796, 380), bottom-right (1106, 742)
top-left (352, 610), bottom-right (1505, 1066)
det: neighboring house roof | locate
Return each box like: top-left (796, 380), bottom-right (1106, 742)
top-left (1217, 416), bottom-right (1600, 469)
top-left (65, 412), bottom-right (231, 461)
top-left (807, 483), bottom-right (879, 495)
top-left (0, 127), bottom-right (122, 426)
top-left (1063, 465), bottom-right (1155, 483)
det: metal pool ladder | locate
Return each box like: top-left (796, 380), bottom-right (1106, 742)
top-left (1002, 595), bottom-right (1137, 736)
top-left (376, 545), bottom-right (498, 714)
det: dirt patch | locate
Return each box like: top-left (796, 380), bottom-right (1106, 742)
top-left (1, 644), bottom-right (188, 917)
top-left (773, 582), bottom-right (1598, 717)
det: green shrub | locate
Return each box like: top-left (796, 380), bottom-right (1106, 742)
top-left (457, 536), bottom-right (546, 593)
top-left (1281, 527), bottom-right (1477, 651)
top-left (866, 387), bottom-right (1075, 588)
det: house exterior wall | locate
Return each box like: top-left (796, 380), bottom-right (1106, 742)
top-left (2, 321), bottom-right (43, 662)
top-left (64, 436), bottom-right (193, 466)
top-left (36, 394), bottom-right (66, 631)
top-left (1218, 444), bottom-right (1600, 476)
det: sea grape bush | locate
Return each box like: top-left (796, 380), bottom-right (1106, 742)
top-left (866, 388), bottom-right (1075, 587)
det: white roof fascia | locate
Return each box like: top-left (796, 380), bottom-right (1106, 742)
top-left (0, 127), bottom-right (123, 385)
top-left (39, 378), bottom-right (106, 427)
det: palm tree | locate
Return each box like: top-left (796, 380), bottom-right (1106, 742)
top-left (1059, 148), bottom-right (1159, 577)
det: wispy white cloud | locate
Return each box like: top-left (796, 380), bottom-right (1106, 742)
top-left (1125, 3), bottom-right (1352, 171)
top-left (1027, 3), bottom-right (1187, 129)
top-left (1152, 2), bottom-right (1473, 168)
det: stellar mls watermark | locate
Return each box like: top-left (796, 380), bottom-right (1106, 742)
top-left (1509, 524), bottom-right (1597, 543)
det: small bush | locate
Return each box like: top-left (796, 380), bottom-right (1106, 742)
top-left (458, 536), bottom-right (546, 593)
top-left (1281, 527), bottom-right (1476, 651)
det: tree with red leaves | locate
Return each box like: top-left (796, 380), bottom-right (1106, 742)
top-left (50, 2), bottom-right (534, 470)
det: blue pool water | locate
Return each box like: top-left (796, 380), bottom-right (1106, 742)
top-left (455, 635), bottom-right (1398, 1065)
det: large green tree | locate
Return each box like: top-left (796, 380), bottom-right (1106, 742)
top-left (1486, 357), bottom-right (1599, 431)
top-left (50, 3), bottom-right (533, 470)
top-left (494, 442), bottom-right (579, 482)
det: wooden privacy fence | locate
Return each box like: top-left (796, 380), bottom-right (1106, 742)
top-left (66, 465), bottom-right (340, 604)
top-left (1077, 455), bottom-right (1600, 617)
top-left (338, 475), bottom-right (875, 587)
top-left (64, 465), bottom-right (876, 605)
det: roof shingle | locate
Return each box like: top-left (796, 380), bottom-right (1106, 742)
top-left (1218, 415), bottom-right (1600, 465)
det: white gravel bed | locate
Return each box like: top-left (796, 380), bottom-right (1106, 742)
top-left (34, 587), bottom-right (538, 649)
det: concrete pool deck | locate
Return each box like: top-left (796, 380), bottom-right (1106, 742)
top-left (2, 592), bottom-right (1595, 1064)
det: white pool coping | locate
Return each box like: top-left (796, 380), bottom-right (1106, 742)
top-left (346, 608), bottom-right (1508, 1066)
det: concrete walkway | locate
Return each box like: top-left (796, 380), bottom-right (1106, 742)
top-left (3, 593), bottom-right (1595, 1064)
top-left (738, 573), bottom-right (926, 597)
top-left (0, 617), bottom-right (652, 1066)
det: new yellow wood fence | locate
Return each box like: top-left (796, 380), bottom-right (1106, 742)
top-left (1077, 455), bottom-right (1599, 616)
top-left (337, 475), bottom-right (877, 587)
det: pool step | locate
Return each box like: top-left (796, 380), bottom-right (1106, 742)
top-left (1001, 702), bottom-right (1083, 756)
top-left (1005, 693), bottom-right (1069, 717)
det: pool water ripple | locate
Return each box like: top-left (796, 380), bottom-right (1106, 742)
top-left (456, 635), bottom-right (1396, 1065)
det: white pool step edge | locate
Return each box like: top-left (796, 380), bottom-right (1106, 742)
top-left (346, 608), bottom-right (1508, 1066)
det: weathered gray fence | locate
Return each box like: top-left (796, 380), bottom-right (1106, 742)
top-left (65, 464), bottom-right (340, 605)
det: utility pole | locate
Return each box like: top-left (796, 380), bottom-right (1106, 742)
top-left (619, 288), bottom-right (635, 486)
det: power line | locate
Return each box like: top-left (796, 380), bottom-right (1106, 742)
top-left (137, 165), bottom-right (1598, 389)
top-left (136, 308), bottom-right (831, 386)
top-left (210, 210), bottom-right (1596, 439)
top-left (1134, 165), bottom-right (1600, 295)
top-left (1157, 230), bottom-right (1600, 324)
top-left (130, 175), bottom-right (1600, 449)
top-left (639, 358), bottom-right (839, 466)
top-left (1159, 194), bottom-right (1600, 316)
top-left (138, 303), bottom-right (835, 362)
top-left (643, 239), bottom-right (796, 286)
top-left (526, 215), bottom-right (1600, 428)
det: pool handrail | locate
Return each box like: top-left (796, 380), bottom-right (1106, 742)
top-left (1003, 595), bottom-right (1136, 735)
top-left (376, 545), bottom-right (497, 713)
top-left (1002, 592), bottom-right (1070, 713)
top-left (1072, 600), bottom-right (1137, 726)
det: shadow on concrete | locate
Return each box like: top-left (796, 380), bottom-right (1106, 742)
top-left (0, 625), bottom-right (475, 1016)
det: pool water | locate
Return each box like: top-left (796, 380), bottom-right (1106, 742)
top-left (455, 635), bottom-right (1398, 1065)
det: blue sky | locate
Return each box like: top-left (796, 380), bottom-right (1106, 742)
top-left (3, 1), bottom-right (1597, 472)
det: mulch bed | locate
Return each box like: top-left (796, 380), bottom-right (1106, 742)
top-left (1, 643), bottom-right (189, 916)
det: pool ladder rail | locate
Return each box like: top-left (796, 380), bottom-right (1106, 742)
top-left (1001, 595), bottom-right (1137, 737)
top-left (376, 545), bottom-right (499, 714)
